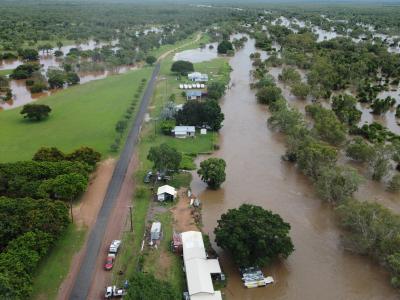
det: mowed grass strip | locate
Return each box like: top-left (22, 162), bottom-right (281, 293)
top-left (0, 67), bottom-right (152, 162)
top-left (31, 224), bottom-right (86, 300)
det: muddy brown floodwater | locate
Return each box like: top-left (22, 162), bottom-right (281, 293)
top-left (190, 37), bottom-right (399, 299)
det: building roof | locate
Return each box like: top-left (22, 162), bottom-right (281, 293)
top-left (157, 185), bottom-right (177, 197)
top-left (186, 90), bottom-right (202, 97)
top-left (181, 231), bottom-right (222, 300)
top-left (174, 126), bottom-right (196, 134)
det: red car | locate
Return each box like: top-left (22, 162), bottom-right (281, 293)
top-left (104, 254), bottom-right (115, 270)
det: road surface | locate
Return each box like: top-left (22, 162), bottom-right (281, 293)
top-left (69, 63), bottom-right (160, 300)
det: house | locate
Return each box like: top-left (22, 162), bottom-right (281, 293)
top-left (188, 72), bottom-right (209, 82)
top-left (156, 185), bottom-right (177, 202)
top-left (173, 126), bottom-right (196, 138)
top-left (181, 231), bottom-right (222, 300)
top-left (150, 222), bottom-right (162, 241)
top-left (186, 90), bottom-right (202, 100)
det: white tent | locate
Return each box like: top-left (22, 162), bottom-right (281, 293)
top-left (156, 185), bottom-right (177, 201)
top-left (181, 231), bottom-right (222, 300)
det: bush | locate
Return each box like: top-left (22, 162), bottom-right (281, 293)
top-left (160, 119), bottom-right (175, 135)
top-left (388, 174), bottom-right (400, 192)
top-left (346, 137), bottom-right (375, 162)
top-left (217, 40), bottom-right (234, 54)
top-left (20, 104), bottom-right (51, 121)
top-left (29, 82), bottom-right (47, 93)
top-left (256, 85), bottom-right (282, 105)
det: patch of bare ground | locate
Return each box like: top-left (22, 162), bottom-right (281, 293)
top-left (170, 188), bottom-right (200, 232)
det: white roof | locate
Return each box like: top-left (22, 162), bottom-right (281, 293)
top-left (174, 126), bottom-right (195, 134)
top-left (151, 221), bottom-right (161, 233)
top-left (157, 185), bottom-right (176, 197)
top-left (181, 231), bottom-right (222, 300)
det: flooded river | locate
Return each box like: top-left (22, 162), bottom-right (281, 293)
top-left (190, 37), bottom-right (398, 299)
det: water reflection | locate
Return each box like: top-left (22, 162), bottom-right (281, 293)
top-left (173, 43), bottom-right (218, 63)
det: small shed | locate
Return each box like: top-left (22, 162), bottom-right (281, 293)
top-left (179, 84), bottom-right (184, 89)
top-left (150, 222), bottom-right (162, 241)
top-left (173, 126), bottom-right (196, 138)
top-left (186, 90), bottom-right (202, 100)
top-left (157, 185), bottom-right (177, 201)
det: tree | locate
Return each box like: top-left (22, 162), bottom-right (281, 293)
top-left (10, 63), bottom-right (40, 79)
top-left (175, 100), bottom-right (224, 131)
top-left (145, 55), bottom-right (157, 65)
top-left (147, 143), bottom-right (182, 172)
top-left (115, 120), bottom-right (128, 133)
top-left (214, 204), bottom-right (294, 267)
top-left (33, 147), bottom-right (66, 162)
top-left (217, 40), bottom-right (233, 54)
top-left (159, 101), bottom-right (176, 120)
top-left (29, 82), bottom-right (47, 93)
top-left (170, 60), bottom-right (194, 75)
top-left (207, 81), bottom-right (226, 100)
top-left (197, 158), bottom-right (226, 189)
top-left (160, 119), bottom-right (175, 135)
top-left (256, 85), bottom-right (282, 105)
top-left (20, 104), bottom-right (51, 121)
top-left (279, 67), bottom-right (301, 85)
top-left (56, 41), bottom-right (63, 49)
top-left (125, 272), bottom-right (178, 300)
top-left (66, 147), bottom-right (101, 167)
top-left (315, 166), bottom-right (363, 204)
top-left (346, 137), bottom-right (375, 162)
top-left (66, 72), bottom-right (80, 85)
top-left (50, 173), bottom-right (88, 201)
top-left (19, 48), bottom-right (39, 61)
top-left (388, 174), bottom-right (400, 192)
top-left (54, 50), bottom-right (64, 57)
top-left (291, 82), bottom-right (310, 99)
top-left (47, 70), bottom-right (65, 89)
top-left (332, 94), bottom-right (362, 126)
top-left (369, 144), bottom-right (393, 181)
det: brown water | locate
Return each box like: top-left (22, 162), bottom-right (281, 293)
top-left (190, 37), bottom-right (398, 299)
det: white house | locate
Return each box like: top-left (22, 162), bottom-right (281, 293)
top-left (156, 185), bottom-right (177, 202)
top-left (173, 126), bottom-right (196, 138)
top-left (182, 231), bottom-right (222, 300)
top-left (188, 72), bottom-right (209, 82)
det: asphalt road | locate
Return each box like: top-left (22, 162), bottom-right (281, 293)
top-left (69, 63), bottom-right (161, 300)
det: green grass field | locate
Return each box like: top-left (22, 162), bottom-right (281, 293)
top-left (0, 67), bottom-right (152, 162)
top-left (0, 69), bottom-right (12, 76)
top-left (31, 224), bottom-right (86, 300)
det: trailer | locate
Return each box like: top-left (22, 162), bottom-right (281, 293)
top-left (104, 286), bottom-right (127, 298)
top-left (240, 267), bottom-right (274, 289)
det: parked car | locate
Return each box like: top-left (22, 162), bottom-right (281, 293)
top-left (143, 171), bottom-right (153, 183)
top-left (105, 286), bottom-right (126, 298)
top-left (109, 240), bottom-right (121, 254)
top-left (104, 254), bottom-right (115, 270)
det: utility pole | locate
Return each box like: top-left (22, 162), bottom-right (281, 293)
top-left (129, 206), bottom-right (133, 232)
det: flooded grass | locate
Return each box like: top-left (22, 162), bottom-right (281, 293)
top-left (0, 67), bottom-right (153, 162)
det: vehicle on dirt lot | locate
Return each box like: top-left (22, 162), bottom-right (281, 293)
top-left (104, 286), bottom-right (127, 298)
top-left (104, 254), bottom-right (115, 270)
top-left (109, 240), bottom-right (121, 254)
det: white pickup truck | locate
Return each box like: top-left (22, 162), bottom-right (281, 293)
top-left (109, 240), bottom-right (121, 254)
top-left (104, 286), bottom-right (127, 298)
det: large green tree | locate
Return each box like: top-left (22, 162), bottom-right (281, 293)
top-left (197, 158), bottom-right (226, 189)
top-left (147, 143), bottom-right (182, 172)
top-left (20, 104), bottom-right (51, 121)
top-left (170, 60), bottom-right (194, 75)
top-left (214, 204), bottom-right (294, 266)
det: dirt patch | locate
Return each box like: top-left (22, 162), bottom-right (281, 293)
top-left (170, 188), bottom-right (199, 232)
top-left (57, 158), bottom-right (116, 300)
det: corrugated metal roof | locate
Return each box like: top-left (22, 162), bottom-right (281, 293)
top-left (157, 185), bottom-right (177, 196)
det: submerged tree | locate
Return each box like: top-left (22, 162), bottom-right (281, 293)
top-left (197, 158), bottom-right (226, 189)
top-left (214, 204), bottom-right (294, 267)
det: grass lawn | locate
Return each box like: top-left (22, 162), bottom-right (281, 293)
top-left (31, 224), bottom-right (86, 300)
top-left (0, 67), bottom-right (153, 162)
top-left (0, 69), bottom-right (12, 76)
